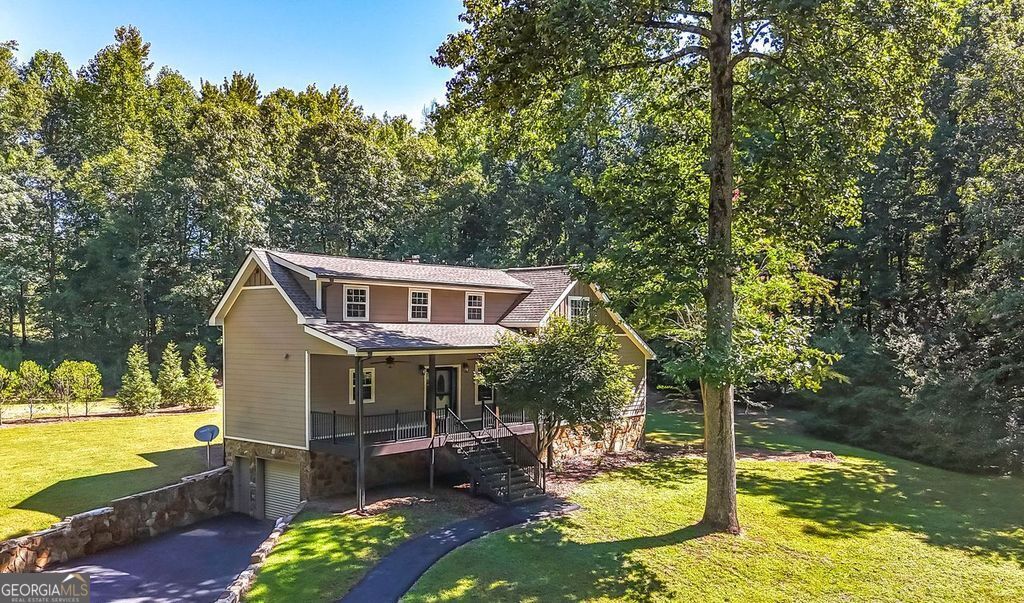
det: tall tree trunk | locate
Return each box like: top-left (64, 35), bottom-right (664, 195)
top-left (701, 0), bottom-right (741, 534)
top-left (18, 282), bottom-right (27, 348)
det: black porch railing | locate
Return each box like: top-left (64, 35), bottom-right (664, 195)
top-left (311, 409), bottom-right (431, 445)
top-left (310, 407), bottom-right (533, 446)
top-left (482, 406), bottom-right (546, 492)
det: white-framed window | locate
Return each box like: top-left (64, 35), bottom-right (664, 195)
top-left (465, 291), bottom-right (485, 323)
top-left (343, 285), bottom-right (369, 321)
top-left (409, 289), bottom-right (431, 322)
top-left (568, 296), bottom-right (591, 322)
top-left (348, 368), bottom-right (375, 404)
top-left (475, 382), bottom-right (494, 406)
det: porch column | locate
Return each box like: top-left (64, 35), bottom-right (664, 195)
top-left (427, 354), bottom-right (437, 435)
top-left (427, 354), bottom-right (436, 491)
top-left (355, 354), bottom-right (367, 512)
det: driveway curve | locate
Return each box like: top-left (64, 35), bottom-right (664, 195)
top-left (48, 513), bottom-right (273, 603)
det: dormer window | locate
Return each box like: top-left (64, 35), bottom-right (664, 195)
top-left (568, 296), bottom-right (591, 321)
top-left (466, 292), bottom-right (485, 323)
top-left (344, 285), bottom-right (369, 321)
top-left (409, 289), bottom-right (431, 322)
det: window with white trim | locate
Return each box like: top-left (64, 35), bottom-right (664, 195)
top-left (568, 296), bottom-right (591, 322)
top-left (465, 292), bottom-right (485, 323)
top-left (409, 289), bottom-right (431, 322)
top-left (344, 286), bottom-right (368, 321)
top-left (348, 368), bottom-right (375, 404)
top-left (476, 382), bottom-right (494, 406)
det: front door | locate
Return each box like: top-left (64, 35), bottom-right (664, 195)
top-left (432, 367), bottom-right (459, 416)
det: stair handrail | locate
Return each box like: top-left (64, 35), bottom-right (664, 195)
top-left (483, 406), bottom-right (546, 493)
top-left (443, 407), bottom-right (505, 495)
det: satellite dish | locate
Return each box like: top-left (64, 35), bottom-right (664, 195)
top-left (194, 424), bottom-right (220, 443)
top-left (194, 425), bottom-right (220, 468)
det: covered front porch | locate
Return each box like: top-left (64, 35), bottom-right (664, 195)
top-left (306, 350), bottom-right (533, 456)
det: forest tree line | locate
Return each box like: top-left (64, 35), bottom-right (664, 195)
top-left (2, 0), bottom-right (1022, 474)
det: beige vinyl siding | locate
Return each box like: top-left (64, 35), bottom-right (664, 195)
top-left (310, 353), bottom-right (479, 416)
top-left (223, 288), bottom-right (339, 448)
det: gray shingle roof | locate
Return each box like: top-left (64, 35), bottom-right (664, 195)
top-left (265, 249), bottom-right (533, 291)
top-left (308, 322), bottom-right (516, 352)
top-left (255, 250), bottom-right (325, 320)
top-left (500, 266), bottom-right (574, 324)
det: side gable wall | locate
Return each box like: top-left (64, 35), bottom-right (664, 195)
top-left (224, 287), bottom-right (341, 449)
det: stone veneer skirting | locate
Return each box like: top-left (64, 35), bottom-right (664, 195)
top-left (308, 448), bottom-right (463, 498)
top-left (0, 467), bottom-right (231, 573)
top-left (549, 413), bottom-right (646, 463)
top-left (224, 438), bottom-right (463, 506)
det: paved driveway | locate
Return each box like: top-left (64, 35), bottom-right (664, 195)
top-left (48, 513), bottom-right (273, 603)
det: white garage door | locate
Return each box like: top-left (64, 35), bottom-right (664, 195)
top-left (264, 460), bottom-right (301, 520)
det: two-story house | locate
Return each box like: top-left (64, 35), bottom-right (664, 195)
top-left (208, 249), bottom-right (653, 519)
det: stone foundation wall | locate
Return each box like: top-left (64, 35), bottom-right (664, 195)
top-left (224, 439), bottom-right (312, 515)
top-left (549, 414), bottom-right (646, 464)
top-left (0, 467), bottom-right (231, 573)
top-left (308, 448), bottom-right (463, 498)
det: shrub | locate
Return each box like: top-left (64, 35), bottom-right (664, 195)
top-left (117, 345), bottom-right (160, 414)
top-left (156, 341), bottom-right (187, 408)
top-left (477, 315), bottom-right (635, 463)
top-left (17, 361), bottom-right (50, 419)
top-left (183, 344), bottom-right (218, 410)
top-left (0, 365), bottom-right (19, 425)
top-left (52, 360), bottom-right (104, 418)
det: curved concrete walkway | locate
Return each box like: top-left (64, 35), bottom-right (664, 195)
top-left (340, 499), bottom-right (577, 603)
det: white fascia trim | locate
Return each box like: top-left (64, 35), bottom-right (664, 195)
top-left (209, 251), bottom-right (314, 327)
top-left (317, 277), bottom-right (529, 295)
top-left (539, 280), bottom-right (578, 326)
top-left (208, 251), bottom-right (260, 325)
top-left (385, 347), bottom-right (496, 357)
top-left (265, 252), bottom-right (318, 280)
top-left (303, 326), bottom-right (360, 355)
top-left (223, 436), bottom-right (309, 451)
top-left (588, 283), bottom-right (656, 360)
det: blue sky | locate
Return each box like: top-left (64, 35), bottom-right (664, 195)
top-left (0, 0), bottom-right (465, 124)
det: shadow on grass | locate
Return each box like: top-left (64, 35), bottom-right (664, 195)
top-left (420, 517), bottom-right (715, 602)
top-left (737, 457), bottom-right (1024, 565)
top-left (12, 445), bottom-right (221, 530)
top-left (643, 404), bottom-right (1024, 566)
top-left (247, 510), bottom-right (431, 603)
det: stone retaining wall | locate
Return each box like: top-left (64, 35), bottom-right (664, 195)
top-left (0, 467), bottom-right (231, 573)
top-left (550, 414), bottom-right (646, 463)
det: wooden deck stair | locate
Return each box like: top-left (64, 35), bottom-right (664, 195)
top-left (449, 437), bottom-right (546, 505)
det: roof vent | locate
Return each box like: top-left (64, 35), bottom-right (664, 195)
top-left (404, 255), bottom-right (421, 264)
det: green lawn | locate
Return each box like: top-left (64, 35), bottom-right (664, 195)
top-left (405, 405), bottom-right (1024, 602)
top-left (247, 498), bottom-right (483, 602)
top-left (0, 410), bottom-right (221, 540)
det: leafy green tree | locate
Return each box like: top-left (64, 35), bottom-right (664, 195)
top-left (51, 360), bottom-right (104, 417)
top-left (156, 341), bottom-right (186, 408)
top-left (0, 364), bottom-right (19, 425)
top-left (16, 360), bottom-right (50, 419)
top-left (183, 344), bottom-right (218, 410)
top-left (436, 0), bottom-right (957, 532)
top-left (76, 361), bottom-right (103, 416)
top-left (117, 344), bottom-right (159, 414)
top-left (477, 315), bottom-right (635, 463)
